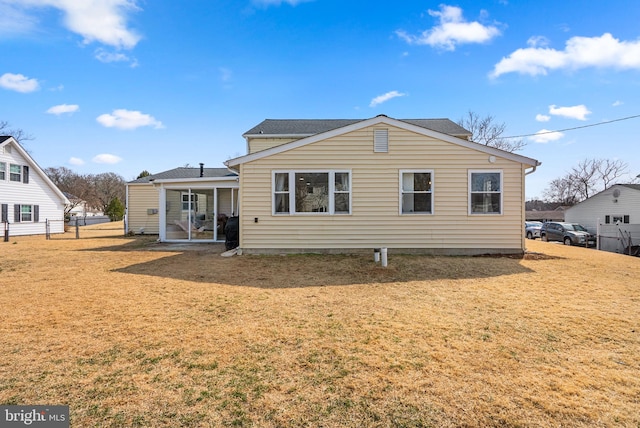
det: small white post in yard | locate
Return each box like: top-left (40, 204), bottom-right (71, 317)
top-left (374, 248), bottom-right (380, 263)
top-left (381, 247), bottom-right (388, 267)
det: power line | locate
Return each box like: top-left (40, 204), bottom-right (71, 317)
top-left (503, 114), bottom-right (640, 139)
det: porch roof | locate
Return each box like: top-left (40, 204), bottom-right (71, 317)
top-left (128, 167), bottom-right (237, 184)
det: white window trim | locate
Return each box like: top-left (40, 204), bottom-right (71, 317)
top-left (468, 170), bottom-right (503, 215)
top-left (272, 170), bottom-right (352, 215)
top-left (21, 204), bottom-right (33, 222)
top-left (399, 169), bottom-right (434, 215)
top-left (9, 163), bottom-right (21, 182)
top-left (181, 192), bottom-right (198, 212)
top-left (0, 162), bottom-right (5, 180)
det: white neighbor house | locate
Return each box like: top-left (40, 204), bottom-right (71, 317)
top-left (0, 136), bottom-right (69, 237)
top-left (565, 184), bottom-right (640, 253)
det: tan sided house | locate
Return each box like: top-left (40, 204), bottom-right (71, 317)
top-left (224, 115), bottom-right (540, 255)
top-left (126, 165), bottom-right (238, 242)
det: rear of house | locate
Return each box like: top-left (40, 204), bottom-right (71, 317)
top-left (225, 115), bottom-right (540, 255)
top-left (126, 166), bottom-right (239, 242)
top-left (1, 137), bottom-right (68, 237)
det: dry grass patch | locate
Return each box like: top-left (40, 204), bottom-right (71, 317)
top-left (1, 223), bottom-right (639, 427)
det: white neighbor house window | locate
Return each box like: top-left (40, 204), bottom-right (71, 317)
top-left (273, 170), bottom-right (351, 215)
top-left (400, 170), bottom-right (433, 214)
top-left (0, 162), bottom-right (5, 180)
top-left (469, 170), bottom-right (502, 214)
top-left (10, 164), bottom-right (21, 182)
top-left (21, 205), bottom-right (33, 222)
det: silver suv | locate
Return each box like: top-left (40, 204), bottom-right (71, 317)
top-left (540, 222), bottom-right (596, 247)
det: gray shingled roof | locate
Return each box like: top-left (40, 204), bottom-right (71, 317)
top-left (128, 167), bottom-right (237, 184)
top-left (1, 136), bottom-right (12, 143)
top-left (243, 118), bottom-right (471, 138)
top-left (620, 184), bottom-right (640, 191)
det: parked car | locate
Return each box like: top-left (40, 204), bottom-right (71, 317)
top-left (525, 221), bottom-right (543, 239)
top-left (540, 222), bottom-right (596, 246)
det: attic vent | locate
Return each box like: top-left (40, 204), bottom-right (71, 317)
top-left (374, 129), bottom-right (388, 153)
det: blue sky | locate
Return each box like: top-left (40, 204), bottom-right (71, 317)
top-left (1, 0), bottom-right (639, 199)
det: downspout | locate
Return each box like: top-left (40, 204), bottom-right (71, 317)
top-left (525, 161), bottom-right (542, 176)
top-left (124, 184), bottom-right (129, 236)
top-left (523, 161), bottom-right (541, 252)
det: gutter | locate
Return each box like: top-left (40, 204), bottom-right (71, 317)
top-left (226, 165), bottom-right (240, 175)
top-left (525, 161), bottom-right (542, 176)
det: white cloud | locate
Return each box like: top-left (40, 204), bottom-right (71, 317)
top-left (529, 129), bottom-right (564, 143)
top-left (612, 100), bottom-right (623, 107)
top-left (0, 73), bottom-right (40, 93)
top-left (535, 114), bottom-right (550, 122)
top-left (369, 90), bottom-right (406, 107)
top-left (396, 5), bottom-right (501, 51)
top-left (491, 33), bottom-right (640, 78)
top-left (95, 48), bottom-right (138, 67)
top-left (0, 3), bottom-right (39, 36)
top-left (46, 103), bottom-right (79, 115)
top-left (252, 0), bottom-right (312, 6)
top-left (3, 0), bottom-right (141, 49)
top-left (527, 36), bottom-right (549, 48)
top-left (96, 109), bottom-right (164, 130)
top-left (549, 104), bottom-right (591, 121)
top-left (69, 157), bottom-right (85, 165)
top-left (92, 153), bottom-right (122, 164)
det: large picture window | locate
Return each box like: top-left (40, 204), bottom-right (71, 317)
top-left (469, 170), bottom-right (502, 214)
top-left (273, 170), bottom-right (351, 215)
top-left (400, 170), bottom-right (433, 214)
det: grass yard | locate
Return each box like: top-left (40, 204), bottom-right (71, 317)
top-left (1, 222), bottom-right (639, 427)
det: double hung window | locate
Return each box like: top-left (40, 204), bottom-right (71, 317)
top-left (273, 171), bottom-right (351, 215)
top-left (10, 164), bottom-right (21, 182)
top-left (182, 193), bottom-right (198, 211)
top-left (0, 162), bottom-right (5, 180)
top-left (400, 170), bottom-right (433, 214)
top-left (13, 204), bottom-right (38, 222)
top-left (469, 170), bottom-right (502, 214)
top-left (21, 205), bottom-right (33, 222)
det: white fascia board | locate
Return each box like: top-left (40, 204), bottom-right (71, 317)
top-left (2, 137), bottom-right (70, 204)
top-left (226, 116), bottom-right (541, 168)
top-left (150, 176), bottom-right (239, 185)
top-left (243, 133), bottom-right (313, 139)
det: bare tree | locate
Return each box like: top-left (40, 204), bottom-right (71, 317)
top-left (596, 158), bottom-right (629, 189)
top-left (457, 111), bottom-right (526, 153)
top-left (0, 120), bottom-right (34, 143)
top-left (570, 159), bottom-right (600, 200)
top-left (544, 157), bottom-right (636, 204)
top-left (543, 175), bottom-right (580, 206)
top-left (45, 167), bottom-right (94, 216)
top-left (45, 167), bottom-right (125, 215)
top-left (91, 172), bottom-right (126, 213)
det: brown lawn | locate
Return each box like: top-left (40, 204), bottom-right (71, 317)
top-left (1, 222), bottom-right (639, 427)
